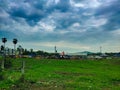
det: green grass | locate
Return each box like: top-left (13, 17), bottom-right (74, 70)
top-left (0, 58), bottom-right (120, 90)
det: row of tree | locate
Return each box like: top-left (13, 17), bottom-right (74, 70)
top-left (0, 38), bottom-right (26, 82)
top-left (0, 38), bottom-right (18, 70)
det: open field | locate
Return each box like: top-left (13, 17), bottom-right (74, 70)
top-left (0, 58), bottom-right (120, 90)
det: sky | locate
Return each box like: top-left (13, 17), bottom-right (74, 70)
top-left (0, 0), bottom-right (120, 53)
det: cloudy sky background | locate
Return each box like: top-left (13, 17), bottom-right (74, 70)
top-left (0, 0), bottom-right (120, 53)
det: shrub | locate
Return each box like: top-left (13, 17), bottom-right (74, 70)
top-left (4, 58), bottom-right (12, 69)
top-left (0, 67), bottom-right (4, 81)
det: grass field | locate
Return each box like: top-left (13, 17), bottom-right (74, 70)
top-left (0, 58), bottom-right (120, 90)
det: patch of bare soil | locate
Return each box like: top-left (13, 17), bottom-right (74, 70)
top-left (10, 81), bottom-right (66, 90)
top-left (55, 71), bottom-right (94, 76)
top-left (111, 79), bottom-right (120, 86)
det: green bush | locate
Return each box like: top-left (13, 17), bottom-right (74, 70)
top-left (0, 68), bottom-right (4, 81)
top-left (4, 59), bottom-right (12, 69)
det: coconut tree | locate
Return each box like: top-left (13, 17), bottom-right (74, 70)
top-left (13, 38), bottom-right (18, 57)
top-left (2, 38), bottom-right (7, 48)
top-left (1, 38), bottom-right (7, 70)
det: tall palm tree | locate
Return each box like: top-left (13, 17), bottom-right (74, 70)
top-left (1, 38), bottom-right (7, 70)
top-left (13, 38), bottom-right (18, 57)
top-left (2, 38), bottom-right (7, 47)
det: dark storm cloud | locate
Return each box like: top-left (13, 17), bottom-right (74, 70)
top-left (0, 0), bottom-right (120, 52)
top-left (4, 0), bottom-right (71, 26)
top-left (95, 0), bottom-right (120, 31)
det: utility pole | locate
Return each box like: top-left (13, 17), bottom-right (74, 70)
top-left (55, 46), bottom-right (57, 53)
top-left (100, 46), bottom-right (102, 54)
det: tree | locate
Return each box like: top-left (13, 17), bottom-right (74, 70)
top-left (23, 49), bottom-right (30, 55)
top-left (13, 38), bottom-right (18, 57)
top-left (2, 38), bottom-right (7, 44)
top-left (1, 45), bottom-right (4, 51)
top-left (1, 38), bottom-right (7, 70)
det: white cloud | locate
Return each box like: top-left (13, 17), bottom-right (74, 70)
top-left (1, 16), bottom-right (56, 34)
top-left (0, 0), bottom-right (120, 53)
top-left (67, 23), bottom-right (87, 33)
top-left (70, 0), bottom-right (85, 8)
top-left (86, 17), bottom-right (107, 27)
top-left (9, 2), bottom-right (19, 8)
top-left (111, 29), bottom-right (120, 35)
top-left (87, 0), bottom-right (101, 8)
top-left (39, 22), bottom-right (55, 32)
top-left (101, 40), bottom-right (120, 52)
top-left (55, 0), bottom-right (60, 4)
top-left (72, 23), bottom-right (81, 27)
top-left (83, 12), bottom-right (94, 16)
top-left (36, 18), bottom-right (56, 32)
top-left (1, 18), bottom-right (39, 34)
top-left (70, 0), bottom-right (101, 9)
top-left (46, 0), bottom-right (60, 6)
top-left (29, 41), bottom-right (90, 50)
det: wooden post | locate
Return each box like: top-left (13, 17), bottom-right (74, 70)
top-left (21, 59), bottom-right (25, 75)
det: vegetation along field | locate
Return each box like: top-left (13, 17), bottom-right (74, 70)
top-left (0, 58), bottom-right (120, 90)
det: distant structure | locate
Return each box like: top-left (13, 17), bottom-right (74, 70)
top-left (61, 51), bottom-right (65, 56)
top-left (54, 46), bottom-right (57, 53)
top-left (60, 51), bottom-right (65, 58)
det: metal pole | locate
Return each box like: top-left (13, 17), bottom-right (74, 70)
top-left (100, 46), bottom-right (102, 54)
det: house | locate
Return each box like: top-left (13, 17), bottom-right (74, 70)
top-left (66, 51), bottom-right (88, 59)
top-left (114, 53), bottom-right (120, 57)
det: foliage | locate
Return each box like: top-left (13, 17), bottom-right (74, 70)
top-left (0, 68), bottom-right (4, 81)
top-left (4, 58), bottom-right (13, 69)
